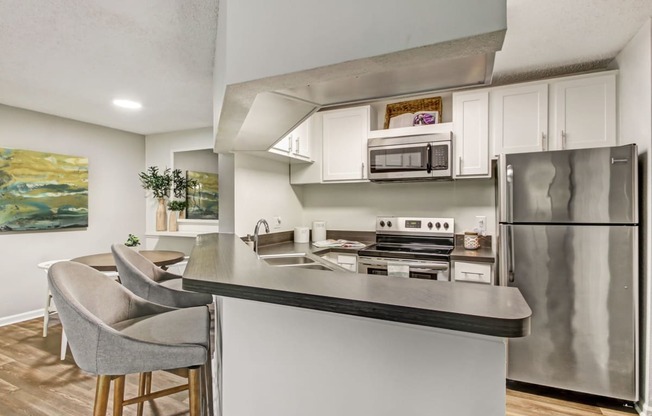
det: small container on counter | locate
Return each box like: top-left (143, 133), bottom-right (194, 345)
top-left (294, 227), bottom-right (310, 243)
top-left (463, 232), bottom-right (480, 250)
top-left (312, 220), bottom-right (327, 242)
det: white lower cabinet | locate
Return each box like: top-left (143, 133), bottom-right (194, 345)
top-left (453, 261), bottom-right (493, 284)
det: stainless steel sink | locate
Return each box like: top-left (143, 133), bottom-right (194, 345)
top-left (259, 253), bottom-right (315, 266)
top-left (259, 253), bottom-right (335, 271)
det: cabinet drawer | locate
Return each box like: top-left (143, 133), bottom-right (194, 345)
top-left (453, 261), bottom-right (492, 284)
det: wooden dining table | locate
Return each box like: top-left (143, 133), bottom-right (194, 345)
top-left (70, 250), bottom-right (185, 272)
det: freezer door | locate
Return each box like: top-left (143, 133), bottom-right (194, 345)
top-left (501, 144), bottom-right (637, 224)
top-left (504, 224), bottom-right (638, 400)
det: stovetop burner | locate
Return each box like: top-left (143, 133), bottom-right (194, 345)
top-left (358, 243), bottom-right (453, 261)
top-left (372, 243), bottom-right (453, 256)
top-left (358, 216), bottom-right (456, 261)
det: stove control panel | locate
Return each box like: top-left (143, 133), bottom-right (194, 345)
top-left (375, 216), bottom-right (454, 236)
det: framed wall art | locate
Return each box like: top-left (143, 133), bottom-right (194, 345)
top-left (186, 170), bottom-right (218, 220)
top-left (0, 148), bottom-right (88, 232)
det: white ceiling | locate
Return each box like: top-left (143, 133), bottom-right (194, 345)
top-left (0, 0), bottom-right (650, 136)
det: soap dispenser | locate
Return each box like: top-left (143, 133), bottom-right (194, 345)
top-left (245, 234), bottom-right (254, 249)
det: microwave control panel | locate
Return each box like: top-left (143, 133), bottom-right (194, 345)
top-left (431, 144), bottom-right (449, 170)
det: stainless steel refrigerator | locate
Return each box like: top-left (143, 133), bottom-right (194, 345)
top-left (498, 144), bottom-right (639, 400)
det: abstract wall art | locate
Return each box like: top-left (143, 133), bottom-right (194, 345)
top-left (0, 148), bottom-right (88, 232)
top-left (186, 170), bottom-right (218, 220)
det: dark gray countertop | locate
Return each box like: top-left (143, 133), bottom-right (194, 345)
top-left (183, 233), bottom-right (530, 338)
top-left (450, 246), bottom-right (495, 263)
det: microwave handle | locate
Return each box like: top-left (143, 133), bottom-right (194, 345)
top-left (426, 144), bottom-right (432, 173)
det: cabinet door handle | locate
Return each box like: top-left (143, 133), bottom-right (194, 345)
top-left (361, 162), bottom-right (365, 179)
top-left (288, 135), bottom-right (293, 153)
top-left (561, 130), bottom-right (567, 149)
top-left (295, 137), bottom-right (300, 154)
top-left (461, 271), bottom-right (484, 276)
top-left (458, 156), bottom-right (463, 175)
top-left (541, 132), bottom-right (546, 151)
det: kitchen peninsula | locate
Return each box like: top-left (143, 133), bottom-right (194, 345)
top-left (183, 233), bottom-right (531, 416)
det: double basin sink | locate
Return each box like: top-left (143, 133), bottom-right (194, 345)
top-left (259, 252), bottom-right (338, 272)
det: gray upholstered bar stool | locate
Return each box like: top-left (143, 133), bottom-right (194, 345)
top-left (111, 244), bottom-right (212, 308)
top-left (48, 261), bottom-right (209, 416)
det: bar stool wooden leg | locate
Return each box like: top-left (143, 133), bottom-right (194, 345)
top-left (93, 375), bottom-right (112, 416)
top-left (136, 372), bottom-right (151, 416)
top-left (112, 375), bottom-right (125, 416)
top-left (188, 367), bottom-right (201, 416)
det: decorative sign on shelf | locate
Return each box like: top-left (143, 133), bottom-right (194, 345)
top-left (383, 96), bottom-right (442, 129)
top-left (186, 171), bottom-right (218, 220)
top-left (0, 147), bottom-right (88, 232)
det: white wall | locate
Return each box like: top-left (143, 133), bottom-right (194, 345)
top-left (233, 153), bottom-right (304, 237)
top-left (613, 18), bottom-right (652, 415)
top-left (174, 149), bottom-right (219, 175)
top-left (144, 127), bottom-right (215, 254)
top-left (301, 179), bottom-right (495, 237)
top-left (0, 104), bottom-right (145, 323)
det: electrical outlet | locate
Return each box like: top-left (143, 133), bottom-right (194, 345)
top-left (476, 216), bottom-right (486, 234)
top-left (273, 216), bottom-right (282, 229)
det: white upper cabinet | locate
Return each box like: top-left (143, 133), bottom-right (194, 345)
top-left (290, 120), bottom-right (311, 159)
top-left (453, 90), bottom-right (490, 178)
top-left (270, 118), bottom-right (312, 161)
top-left (322, 106), bottom-right (371, 182)
top-left (550, 73), bottom-right (616, 150)
top-left (491, 71), bottom-right (617, 157)
top-left (491, 83), bottom-right (549, 156)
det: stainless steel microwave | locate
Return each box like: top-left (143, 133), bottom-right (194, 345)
top-left (367, 133), bottom-right (453, 181)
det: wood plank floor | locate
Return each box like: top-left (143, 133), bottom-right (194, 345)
top-left (0, 317), bottom-right (190, 416)
top-left (0, 317), bottom-right (638, 415)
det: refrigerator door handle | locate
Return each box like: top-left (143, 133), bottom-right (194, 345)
top-left (506, 164), bottom-right (514, 223)
top-left (499, 224), bottom-right (515, 286)
top-left (508, 225), bottom-right (515, 283)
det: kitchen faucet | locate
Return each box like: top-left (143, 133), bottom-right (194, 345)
top-left (253, 219), bottom-right (270, 254)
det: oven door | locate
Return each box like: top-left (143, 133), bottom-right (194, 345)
top-left (368, 142), bottom-right (432, 181)
top-left (358, 256), bottom-right (450, 281)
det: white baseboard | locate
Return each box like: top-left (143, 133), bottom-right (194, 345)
top-left (0, 309), bottom-right (44, 327)
top-left (636, 401), bottom-right (649, 416)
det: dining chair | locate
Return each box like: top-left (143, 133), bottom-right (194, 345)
top-left (47, 261), bottom-right (209, 416)
top-left (111, 244), bottom-right (212, 308)
top-left (38, 260), bottom-right (121, 360)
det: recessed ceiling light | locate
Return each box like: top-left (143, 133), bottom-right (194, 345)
top-left (112, 99), bottom-right (142, 109)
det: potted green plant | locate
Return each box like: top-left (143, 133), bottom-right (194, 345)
top-left (125, 234), bottom-right (141, 248)
top-left (166, 199), bottom-right (187, 232)
top-left (170, 169), bottom-right (198, 220)
top-left (139, 166), bottom-right (172, 231)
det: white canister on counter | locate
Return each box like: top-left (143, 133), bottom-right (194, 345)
top-left (294, 227), bottom-right (310, 243)
top-left (312, 220), bottom-right (327, 242)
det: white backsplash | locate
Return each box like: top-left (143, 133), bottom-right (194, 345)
top-left (300, 179), bottom-right (496, 237)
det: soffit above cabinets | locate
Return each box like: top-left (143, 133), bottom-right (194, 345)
top-left (213, 0), bottom-right (507, 154)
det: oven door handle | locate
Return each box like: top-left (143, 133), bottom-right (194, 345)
top-left (426, 143), bottom-right (432, 173)
top-left (410, 266), bottom-right (448, 272)
top-left (359, 258), bottom-right (449, 269)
